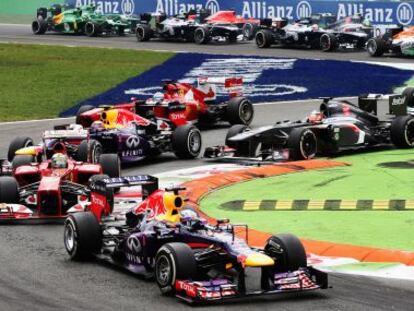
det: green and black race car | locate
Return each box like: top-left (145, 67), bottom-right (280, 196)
top-left (32, 4), bottom-right (139, 37)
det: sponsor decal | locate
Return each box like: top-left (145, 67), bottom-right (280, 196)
top-left (397, 2), bottom-right (413, 25)
top-left (127, 236), bottom-right (142, 253)
top-left (296, 1), bottom-right (311, 19)
top-left (126, 135), bottom-right (140, 148)
top-left (121, 0), bottom-right (134, 15)
top-left (205, 0), bottom-right (220, 13)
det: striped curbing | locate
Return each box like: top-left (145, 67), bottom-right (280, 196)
top-left (221, 200), bottom-right (414, 211)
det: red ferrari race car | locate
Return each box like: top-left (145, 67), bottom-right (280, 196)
top-left (76, 77), bottom-right (254, 129)
top-left (0, 149), bottom-right (120, 223)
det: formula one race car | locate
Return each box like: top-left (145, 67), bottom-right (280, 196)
top-left (32, 4), bottom-right (138, 36)
top-left (135, 10), bottom-right (243, 44)
top-left (77, 78), bottom-right (253, 130)
top-left (0, 149), bottom-right (120, 223)
top-left (367, 26), bottom-right (414, 57)
top-left (256, 13), bottom-right (371, 51)
top-left (64, 176), bottom-right (328, 303)
top-left (205, 91), bottom-right (414, 162)
top-left (75, 103), bottom-right (202, 162)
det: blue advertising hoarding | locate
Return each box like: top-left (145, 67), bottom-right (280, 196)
top-left (66, 0), bottom-right (414, 25)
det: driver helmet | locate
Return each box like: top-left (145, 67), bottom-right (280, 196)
top-left (68, 124), bottom-right (83, 131)
top-left (51, 153), bottom-right (68, 169)
top-left (362, 18), bottom-right (372, 27)
top-left (91, 120), bottom-right (105, 130)
top-left (308, 110), bottom-right (324, 124)
top-left (311, 24), bottom-right (319, 32)
top-left (153, 92), bottom-right (164, 102)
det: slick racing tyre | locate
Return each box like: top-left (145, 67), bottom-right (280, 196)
top-left (264, 234), bottom-right (307, 272)
top-left (155, 242), bottom-right (197, 295)
top-left (99, 154), bottom-right (121, 178)
top-left (367, 37), bottom-right (386, 57)
top-left (0, 176), bottom-right (19, 203)
top-left (8, 136), bottom-right (34, 162)
top-left (390, 115), bottom-right (414, 148)
top-left (402, 87), bottom-right (414, 108)
top-left (320, 33), bottom-right (337, 52)
top-left (12, 155), bottom-right (35, 170)
top-left (226, 97), bottom-right (254, 125)
top-left (32, 17), bottom-right (47, 35)
top-left (75, 105), bottom-right (94, 125)
top-left (172, 125), bottom-right (202, 159)
top-left (225, 124), bottom-right (250, 156)
top-left (77, 139), bottom-right (103, 163)
top-left (255, 29), bottom-right (273, 48)
top-left (194, 26), bottom-right (211, 44)
top-left (136, 24), bottom-right (152, 41)
top-left (64, 211), bottom-right (102, 261)
top-left (287, 128), bottom-right (317, 160)
top-left (85, 22), bottom-right (99, 37)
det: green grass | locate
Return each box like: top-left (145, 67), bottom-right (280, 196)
top-left (0, 43), bottom-right (174, 121)
top-left (200, 150), bottom-right (414, 251)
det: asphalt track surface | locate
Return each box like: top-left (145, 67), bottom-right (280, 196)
top-left (1, 24), bottom-right (414, 310)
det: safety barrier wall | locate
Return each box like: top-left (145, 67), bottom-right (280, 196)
top-left (64, 0), bottom-right (414, 25)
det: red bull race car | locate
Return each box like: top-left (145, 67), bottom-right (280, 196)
top-left (0, 149), bottom-right (120, 223)
top-left (64, 175), bottom-right (328, 303)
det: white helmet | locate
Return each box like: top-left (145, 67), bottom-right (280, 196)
top-left (51, 153), bottom-right (68, 168)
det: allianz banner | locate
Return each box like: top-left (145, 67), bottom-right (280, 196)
top-left (66, 0), bottom-right (414, 25)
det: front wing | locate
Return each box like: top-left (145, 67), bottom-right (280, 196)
top-left (175, 267), bottom-right (328, 303)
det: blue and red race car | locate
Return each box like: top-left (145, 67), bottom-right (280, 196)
top-left (64, 175), bottom-right (328, 303)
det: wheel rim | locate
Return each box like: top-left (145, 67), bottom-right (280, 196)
top-left (195, 29), bottom-right (204, 42)
top-left (64, 222), bottom-right (76, 252)
top-left (239, 101), bottom-right (253, 123)
top-left (156, 255), bottom-right (171, 286)
top-left (137, 27), bottom-right (144, 40)
top-left (91, 144), bottom-right (102, 163)
top-left (86, 23), bottom-right (94, 35)
top-left (405, 119), bottom-right (414, 146)
top-left (188, 130), bottom-right (201, 154)
top-left (300, 131), bottom-right (317, 158)
top-left (256, 32), bottom-right (264, 47)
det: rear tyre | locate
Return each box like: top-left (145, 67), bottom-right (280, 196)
top-left (136, 24), bottom-right (152, 41)
top-left (85, 22), bottom-right (99, 37)
top-left (98, 154), bottom-right (121, 178)
top-left (32, 17), bottom-right (47, 35)
top-left (287, 128), bottom-right (317, 160)
top-left (367, 37), bottom-right (386, 57)
top-left (12, 155), bottom-right (35, 170)
top-left (0, 176), bottom-right (19, 203)
top-left (64, 212), bottom-right (102, 261)
top-left (76, 139), bottom-right (102, 163)
top-left (402, 87), bottom-right (414, 108)
top-left (320, 33), bottom-right (337, 52)
top-left (194, 26), bottom-right (211, 44)
top-left (155, 242), bottom-right (197, 295)
top-left (172, 125), bottom-right (202, 159)
top-left (255, 29), bottom-right (273, 48)
top-left (226, 97), bottom-right (254, 125)
top-left (390, 115), bottom-right (414, 148)
top-left (75, 105), bottom-right (94, 125)
top-left (264, 233), bottom-right (307, 272)
top-left (8, 136), bottom-right (34, 162)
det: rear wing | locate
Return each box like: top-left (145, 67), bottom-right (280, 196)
top-left (197, 77), bottom-right (243, 98)
top-left (90, 175), bottom-right (159, 199)
top-left (358, 93), bottom-right (406, 116)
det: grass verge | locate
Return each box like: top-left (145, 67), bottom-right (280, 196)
top-left (200, 149), bottom-right (414, 251)
top-left (0, 43), bottom-right (173, 121)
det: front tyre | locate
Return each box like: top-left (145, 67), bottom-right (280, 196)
top-left (8, 136), bottom-right (33, 162)
top-left (32, 17), bottom-right (47, 34)
top-left (264, 233), bottom-right (307, 272)
top-left (287, 128), bottom-right (317, 160)
top-left (136, 24), bottom-right (152, 41)
top-left (172, 125), bottom-right (202, 159)
top-left (390, 115), bottom-right (414, 148)
top-left (85, 22), bottom-right (99, 37)
top-left (155, 243), bottom-right (197, 295)
top-left (76, 139), bottom-right (103, 163)
top-left (0, 176), bottom-right (19, 203)
top-left (98, 154), bottom-right (121, 178)
top-left (320, 33), bottom-right (337, 52)
top-left (226, 97), bottom-right (254, 125)
top-left (64, 211), bottom-right (102, 261)
top-left (194, 26), bottom-right (211, 45)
